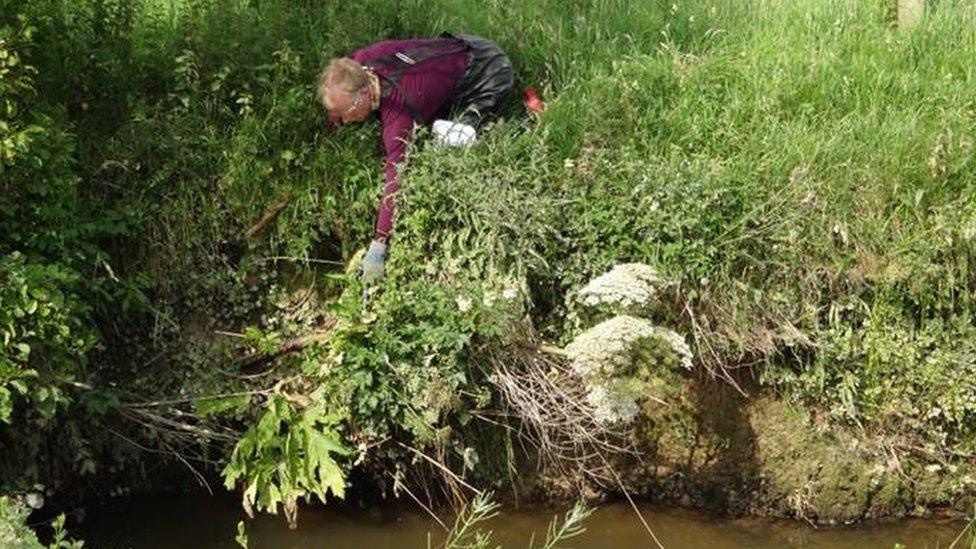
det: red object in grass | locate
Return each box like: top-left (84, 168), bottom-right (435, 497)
top-left (523, 86), bottom-right (545, 114)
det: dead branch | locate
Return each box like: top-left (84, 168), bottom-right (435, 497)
top-left (245, 193), bottom-right (292, 239)
top-left (600, 452), bottom-right (665, 549)
top-left (236, 319), bottom-right (337, 371)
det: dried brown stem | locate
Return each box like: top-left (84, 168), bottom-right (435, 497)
top-left (487, 331), bottom-right (642, 487)
top-left (236, 319), bottom-right (337, 370)
top-left (245, 193), bottom-right (292, 239)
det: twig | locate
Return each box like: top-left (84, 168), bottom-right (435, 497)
top-left (490, 339), bottom-right (640, 486)
top-left (396, 441), bottom-right (484, 496)
top-left (123, 390), bottom-right (265, 409)
top-left (119, 405), bottom-right (239, 442)
top-left (601, 453), bottom-right (665, 549)
top-left (683, 301), bottom-right (746, 396)
top-left (246, 194), bottom-right (291, 238)
top-left (388, 471), bottom-right (449, 532)
top-left (538, 344), bottom-right (568, 357)
top-left (160, 438), bottom-right (214, 495)
top-left (949, 510), bottom-right (976, 549)
top-left (259, 256), bottom-right (346, 266)
top-left (237, 321), bottom-right (337, 370)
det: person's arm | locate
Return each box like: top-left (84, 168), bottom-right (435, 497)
top-left (360, 103), bottom-right (414, 284)
top-left (375, 105), bottom-right (414, 239)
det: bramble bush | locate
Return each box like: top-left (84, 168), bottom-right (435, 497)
top-left (0, 496), bottom-right (83, 549)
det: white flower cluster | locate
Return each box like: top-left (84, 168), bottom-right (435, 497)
top-left (564, 315), bottom-right (694, 424)
top-left (655, 327), bottom-right (694, 370)
top-left (585, 379), bottom-right (642, 424)
top-left (577, 263), bottom-right (666, 311)
top-left (566, 315), bottom-right (657, 378)
top-left (482, 278), bottom-right (522, 307)
top-left (963, 219), bottom-right (976, 242)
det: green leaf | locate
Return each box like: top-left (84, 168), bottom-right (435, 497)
top-left (195, 394), bottom-right (252, 418)
top-left (235, 521), bottom-right (249, 548)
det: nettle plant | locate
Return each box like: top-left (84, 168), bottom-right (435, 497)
top-left (0, 14), bottom-right (101, 426)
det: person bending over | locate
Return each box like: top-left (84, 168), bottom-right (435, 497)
top-left (316, 33), bottom-right (515, 283)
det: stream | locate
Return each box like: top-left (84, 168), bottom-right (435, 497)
top-left (78, 494), bottom-right (967, 548)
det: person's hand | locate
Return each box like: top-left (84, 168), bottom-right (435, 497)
top-left (360, 238), bottom-right (387, 284)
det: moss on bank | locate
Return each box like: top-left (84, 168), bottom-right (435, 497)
top-left (530, 375), bottom-right (975, 524)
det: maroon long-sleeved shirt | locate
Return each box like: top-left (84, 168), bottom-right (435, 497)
top-left (346, 38), bottom-right (469, 238)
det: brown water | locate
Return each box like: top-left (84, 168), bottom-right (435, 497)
top-left (79, 494), bottom-right (967, 548)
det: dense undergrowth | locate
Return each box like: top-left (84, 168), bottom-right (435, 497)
top-left (3, 0), bottom-right (976, 537)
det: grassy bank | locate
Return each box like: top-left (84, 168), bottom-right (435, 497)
top-left (2, 0), bottom-right (976, 533)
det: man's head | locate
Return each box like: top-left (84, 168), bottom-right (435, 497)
top-left (317, 58), bottom-right (375, 123)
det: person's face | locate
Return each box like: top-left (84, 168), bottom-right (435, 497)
top-left (328, 85), bottom-right (372, 123)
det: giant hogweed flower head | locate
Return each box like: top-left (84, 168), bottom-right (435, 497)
top-left (585, 378), bottom-right (644, 424)
top-left (565, 315), bottom-right (693, 377)
top-left (566, 315), bottom-right (655, 377)
top-left (564, 315), bottom-right (693, 424)
top-left (656, 328), bottom-right (693, 370)
top-left (577, 263), bottom-right (666, 310)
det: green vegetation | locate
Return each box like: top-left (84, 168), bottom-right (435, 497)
top-left (2, 0), bottom-right (976, 539)
top-left (0, 497), bottom-right (83, 548)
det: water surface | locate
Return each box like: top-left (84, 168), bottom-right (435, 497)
top-left (79, 494), bottom-right (966, 548)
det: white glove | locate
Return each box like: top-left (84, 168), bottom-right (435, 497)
top-left (432, 119), bottom-right (476, 148)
